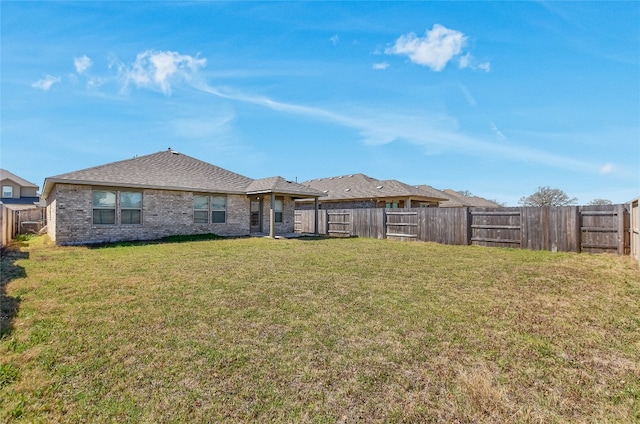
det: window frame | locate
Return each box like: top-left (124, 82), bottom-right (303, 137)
top-left (92, 190), bottom-right (117, 225)
top-left (193, 194), bottom-right (210, 224)
top-left (193, 194), bottom-right (227, 224)
top-left (211, 195), bottom-right (227, 224)
top-left (2, 185), bottom-right (13, 198)
top-left (274, 196), bottom-right (284, 223)
top-left (120, 191), bottom-right (143, 225)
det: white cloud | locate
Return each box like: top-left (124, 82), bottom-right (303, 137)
top-left (459, 52), bottom-right (490, 72)
top-left (489, 121), bottom-right (506, 140)
top-left (372, 62), bottom-right (389, 70)
top-left (458, 83), bottom-right (477, 107)
top-left (385, 24), bottom-right (467, 71)
top-left (385, 24), bottom-right (490, 72)
top-left (31, 75), bottom-right (61, 91)
top-left (74, 55), bottom-right (92, 74)
top-left (330, 35), bottom-right (339, 45)
top-left (194, 81), bottom-right (598, 173)
top-left (478, 62), bottom-right (491, 72)
top-left (121, 50), bottom-right (207, 95)
top-left (600, 163), bottom-right (615, 174)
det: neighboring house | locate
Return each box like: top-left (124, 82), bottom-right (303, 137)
top-left (434, 188), bottom-right (502, 208)
top-left (1, 168), bottom-right (41, 208)
top-left (0, 169), bottom-right (45, 240)
top-left (41, 149), bottom-right (324, 245)
top-left (296, 173), bottom-right (448, 210)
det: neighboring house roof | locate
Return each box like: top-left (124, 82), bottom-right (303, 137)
top-left (436, 189), bottom-right (501, 208)
top-left (0, 168), bottom-right (39, 188)
top-left (42, 149), bottom-right (324, 199)
top-left (246, 176), bottom-right (326, 198)
top-left (299, 174), bottom-right (448, 203)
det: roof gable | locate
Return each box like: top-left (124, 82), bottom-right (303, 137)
top-left (0, 169), bottom-right (39, 189)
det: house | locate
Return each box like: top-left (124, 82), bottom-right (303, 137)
top-left (1, 169), bottom-right (46, 240)
top-left (1, 169), bottom-right (41, 208)
top-left (41, 149), bottom-right (324, 245)
top-left (296, 173), bottom-right (448, 209)
top-left (433, 189), bottom-right (501, 208)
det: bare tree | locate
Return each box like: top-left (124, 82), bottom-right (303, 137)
top-left (588, 198), bottom-right (613, 205)
top-left (518, 186), bottom-right (577, 207)
top-left (456, 190), bottom-right (473, 197)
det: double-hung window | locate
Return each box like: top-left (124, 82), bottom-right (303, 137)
top-left (121, 192), bottom-right (142, 225)
top-left (193, 195), bottom-right (209, 224)
top-left (92, 191), bottom-right (117, 225)
top-left (274, 197), bottom-right (284, 223)
top-left (211, 196), bottom-right (227, 224)
top-left (2, 186), bottom-right (13, 198)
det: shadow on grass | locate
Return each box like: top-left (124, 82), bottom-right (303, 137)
top-left (87, 233), bottom-right (229, 249)
top-left (0, 244), bottom-right (27, 338)
top-left (85, 233), bottom-right (341, 249)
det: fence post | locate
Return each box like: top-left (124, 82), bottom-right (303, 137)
top-left (382, 208), bottom-right (387, 239)
top-left (465, 207), bottom-right (472, 245)
top-left (574, 206), bottom-right (582, 254)
top-left (617, 204), bottom-right (625, 255)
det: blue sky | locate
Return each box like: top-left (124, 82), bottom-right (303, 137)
top-left (1, 1), bottom-right (638, 205)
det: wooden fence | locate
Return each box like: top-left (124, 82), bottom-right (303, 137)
top-left (1, 204), bottom-right (16, 248)
top-left (0, 206), bottom-right (46, 248)
top-left (631, 198), bottom-right (640, 264)
top-left (294, 204), bottom-right (631, 255)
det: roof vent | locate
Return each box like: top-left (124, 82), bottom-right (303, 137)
top-left (338, 176), bottom-right (343, 179)
top-left (344, 188), bottom-right (351, 192)
top-left (329, 177), bottom-right (334, 180)
top-left (376, 185), bottom-right (383, 189)
top-left (323, 190), bottom-right (329, 193)
top-left (348, 174), bottom-right (353, 177)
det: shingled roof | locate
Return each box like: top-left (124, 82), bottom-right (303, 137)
top-left (437, 189), bottom-right (501, 208)
top-left (0, 169), bottom-right (39, 189)
top-left (299, 174), bottom-right (448, 203)
top-left (246, 176), bottom-right (326, 198)
top-left (42, 149), bottom-right (324, 199)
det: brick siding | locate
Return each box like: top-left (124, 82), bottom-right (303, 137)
top-left (47, 184), bottom-right (297, 245)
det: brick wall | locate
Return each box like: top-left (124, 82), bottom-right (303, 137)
top-left (46, 184), bottom-right (297, 245)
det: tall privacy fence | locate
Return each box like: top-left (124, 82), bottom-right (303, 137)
top-left (0, 206), bottom-right (46, 248)
top-left (295, 204), bottom-right (633, 255)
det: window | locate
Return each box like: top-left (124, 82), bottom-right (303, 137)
top-left (121, 192), bottom-right (142, 225)
top-left (274, 197), bottom-right (284, 223)
top-left (385, 202), bottom-right (399, 209)
top-left (193, 195), bottom-right (209, 224)
top-left (193, 194), bottom-right (227, 224)
top-left (93, 190), bottom-right (116, 225)
top-left (211, 195), bottom-right (226, 223)
top-left (2, 186), bottom-right (13, 198)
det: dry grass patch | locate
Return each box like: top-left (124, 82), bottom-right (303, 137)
top-left (1, 235), bottom-right (639, 422)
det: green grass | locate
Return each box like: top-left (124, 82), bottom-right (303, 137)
top-left (1, 235), bottom-right (639, 422)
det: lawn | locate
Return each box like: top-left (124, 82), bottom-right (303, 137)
top-left (1, 235), bottom-right (639, 423)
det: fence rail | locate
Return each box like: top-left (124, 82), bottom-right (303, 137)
top-left (295, 205), bottom-right (631, 255)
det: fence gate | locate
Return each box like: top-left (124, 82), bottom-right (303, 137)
top-left (471, 209), bottom-right (521, 248)
top-left (327, 211), bottom-right (351, 237)
top-left (386, 211), bottom-right (417, 240)
top-left (580, 205), bottom-right (628, 254)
